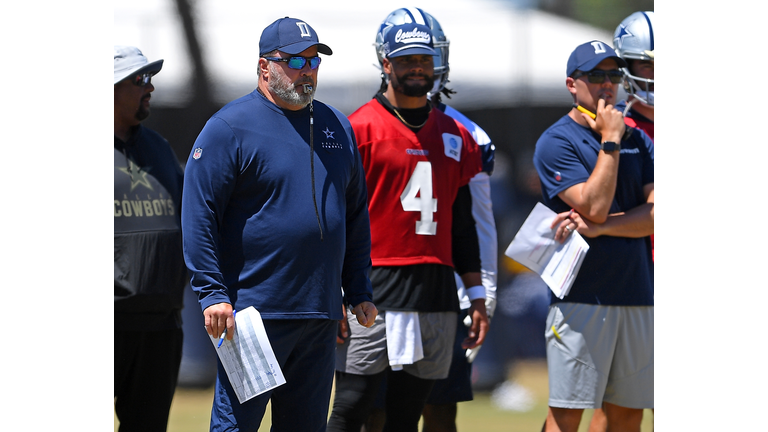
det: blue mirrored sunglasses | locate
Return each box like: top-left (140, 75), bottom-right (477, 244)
top-left (264, 56), bottom-right (321, 70)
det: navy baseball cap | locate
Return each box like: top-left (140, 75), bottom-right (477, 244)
top-left (259, 17), bottom-right (332, 56)
top-left (380, 23), bottom-right (436, 59)
top-left (566, 40), bottom-right (628, 77)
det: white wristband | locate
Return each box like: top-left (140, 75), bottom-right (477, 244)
top-left (465, 285), bottom-right (486, 302)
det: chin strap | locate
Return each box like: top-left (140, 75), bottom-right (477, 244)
top-left (303, 84), bottom-right (323, 241)
top-left (622, 98), bottom-right (637, 116)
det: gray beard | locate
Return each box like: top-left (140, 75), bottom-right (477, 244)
top-left (269, 63), bottom-right (314, 107)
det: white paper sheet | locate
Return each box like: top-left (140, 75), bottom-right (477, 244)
top-left (504, 202), bottom-right (589, 299)
top-left (209, 306), bottom-right (286, 404)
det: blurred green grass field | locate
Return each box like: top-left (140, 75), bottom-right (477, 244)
top-left (115, 360), bottom-right (653, 431)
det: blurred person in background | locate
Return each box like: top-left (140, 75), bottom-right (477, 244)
top-left (114, 45), bottom-right (187, 432)
top-left (613, 11), bottom-right (654, 141)
top-left (422, 8), bottom-right (498, 431)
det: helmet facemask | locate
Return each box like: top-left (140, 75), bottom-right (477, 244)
top-left (621, 57), bottom-right (654, 110)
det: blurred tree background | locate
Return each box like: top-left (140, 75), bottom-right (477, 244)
top-left (510, 0), bottom-right (655, 31)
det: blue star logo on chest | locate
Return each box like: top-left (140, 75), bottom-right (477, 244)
top-left (321, 126), bottom-right (342, 150)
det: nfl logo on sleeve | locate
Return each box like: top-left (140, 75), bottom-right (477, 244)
top-left (193, 148), bottom-right (203, 160)
top-left (442, 133), bottom-right (462, 162)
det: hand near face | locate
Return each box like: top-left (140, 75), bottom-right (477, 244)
top-left (583, 98), bottom-right (625, 143)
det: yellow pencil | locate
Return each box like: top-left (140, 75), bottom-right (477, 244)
top-left (574, 104), bottom-right (596, 119)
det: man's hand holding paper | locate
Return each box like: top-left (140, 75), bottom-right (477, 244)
top-left (504, 202), bottom-right (590, 299)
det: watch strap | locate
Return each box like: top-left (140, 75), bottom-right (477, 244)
top-left (601, 141), bottom-right (621, 152)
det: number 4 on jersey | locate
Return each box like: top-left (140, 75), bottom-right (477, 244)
top-left (400, 161), bottom-right (437, 235)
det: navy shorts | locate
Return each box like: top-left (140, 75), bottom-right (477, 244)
top-left (426, 309), bottom-right (473, 404)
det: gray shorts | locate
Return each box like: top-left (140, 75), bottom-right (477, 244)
top-left (546, 303), bottom-right (653, 409)
top-left (336, 310), bottom-right (457, 380)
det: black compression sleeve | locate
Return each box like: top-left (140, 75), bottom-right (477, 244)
top-left (451, 184), bottom-right (481, 275)
top-left (327, 370), bottom-right (387, 432)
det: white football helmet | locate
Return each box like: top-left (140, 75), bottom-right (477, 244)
top-left (375, 7), bottom-right (450, 95)
top-left (613, 11), bottom-right (654, 108)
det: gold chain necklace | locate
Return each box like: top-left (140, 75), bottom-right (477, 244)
top-left (393, 104), bottom-right (431, 129)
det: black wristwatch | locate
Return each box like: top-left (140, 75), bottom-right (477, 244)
top-left (601, 141), bottom-right (621, 153)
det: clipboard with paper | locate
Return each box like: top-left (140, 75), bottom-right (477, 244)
top-left (209, 306), bottom-right (286, 404)
top-left (504, 202), bottom-right (589, 299)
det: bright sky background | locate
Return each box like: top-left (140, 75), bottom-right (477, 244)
top-left (114, 0), bottom-right (614, 111)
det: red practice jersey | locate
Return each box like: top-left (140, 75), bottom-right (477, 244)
top-left (625, 115), bottom-right (654, 141)
top-left (350, 99), bottom-right (482, 268)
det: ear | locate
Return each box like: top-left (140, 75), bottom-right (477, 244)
top-left (259, 57), bottom-right (270, 79)
top-left (566, 77), bottom-right (577, 96)
top-left (382, 57), bottom-right (392, 75)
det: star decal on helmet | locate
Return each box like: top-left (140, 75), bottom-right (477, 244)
top-left (614, 25), bottom-right (633, 50)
